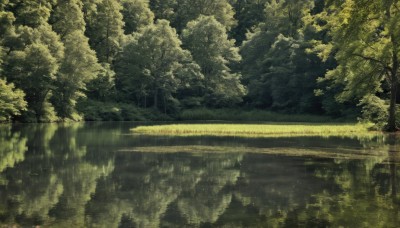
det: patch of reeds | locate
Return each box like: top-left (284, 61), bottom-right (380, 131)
top-left (131, 123), bottom-right (376, 138)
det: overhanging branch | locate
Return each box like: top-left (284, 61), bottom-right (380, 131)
top-left (353, 53), bottom-right (392, 72)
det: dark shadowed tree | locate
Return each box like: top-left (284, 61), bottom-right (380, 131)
top-left (116, 20), bottom-right (202, 112)
top-left (83, 0), bottom-right (124, 63)
top-left (121, 0), bottom-right (154, 34)
top-left (182, 16), bottom-right (245, 107)
top-left (50, 0), bottom-right (100, 120)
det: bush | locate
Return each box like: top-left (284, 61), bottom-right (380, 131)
top-left (0, 78), bottom-right (27, 122)
top-left (77, 99), bottom-right (171, 121)
top-left (358, 95), bottom-right (388, 129)
top-left (179, 108), bottom-right (344, 122)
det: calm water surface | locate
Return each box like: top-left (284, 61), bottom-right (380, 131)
top-left (0, 122), bottom-right (399, 227)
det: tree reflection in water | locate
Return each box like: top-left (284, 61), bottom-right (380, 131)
top-left (0, 123), bottom-right (399, 227)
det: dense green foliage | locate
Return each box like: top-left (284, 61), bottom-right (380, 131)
top-left (76, 99), bottom-right (171, 121)
top-left (181, 16), bottom-right (244, 107)
top-left (0, 0), bottom-right (399, 129)
top-left (116, 19), bottom-right (200, 112)
top-left (179, 108), bottom-right (340, 122)
top-left (0, 78), bottom-right (26, 121)
top-left (311, 0), bottom-right (400, 130)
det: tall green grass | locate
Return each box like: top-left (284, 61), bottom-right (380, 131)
top-left (132, 123), bottom-right (376, 138)
top-left (179, 108), bottom-right (349, 122)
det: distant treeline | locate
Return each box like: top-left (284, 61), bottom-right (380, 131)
top-left (0, 1), bottom-right (399, 129)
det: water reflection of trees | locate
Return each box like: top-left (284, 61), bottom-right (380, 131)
top-left (85, 152), bottom-right (243, 227)
top-left (273, 135), bottom-right (400, 227)
top-left (0, 124), bottom-right (114, 227)
top-left (0, 125), bottom-right (27, 178)
top-left (85, 148), bottom-right (400, 227)
top-left (0, 125), bottom-right (400, 227)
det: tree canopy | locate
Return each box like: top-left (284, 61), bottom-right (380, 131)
top-left (116, 20), bottom-right (201, 112)
top-left (0, 0), bottom-right (399, 129)
top-left (182, 15), bottom-right (244, 107)
top-left (312, 0), bottom-right (400, 130)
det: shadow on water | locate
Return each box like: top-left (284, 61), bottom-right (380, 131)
top-left (0, 122), bottom-right (399, 227)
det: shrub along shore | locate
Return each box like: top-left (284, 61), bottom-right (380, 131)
top-left (2, 106), bottom-right (352, 123)
top-left (178, 108), bottom-right (353, 122)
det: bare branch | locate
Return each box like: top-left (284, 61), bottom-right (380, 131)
top-left (352, 53), bottom-right (392, 72)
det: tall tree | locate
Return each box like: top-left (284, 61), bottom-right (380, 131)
top-left (116, 20), bottom-right (201, 111)
top-left (121, 0), bottom-right (154, 34)
top-left (1, 3), bottom-right (64, 121)
top-left (174, 0), bottom-right (236, 32)
top-left (229, 0), bottom-right (268, 45)
top-left (240, 0), bottom-right (331, 113)
top-left (5, 43), bottom-right (61, 121)
top-left (51, 0), bottom-right (86, 38)
top-left (0, 9), bottom-right (25, 121)
top-left (314, 0), bottom-right (400, 130)
top-left (51, 31), bottom-right (100, 120)
top-left (83, 0), bottom-right (125, 63)
top-left (149, 0), bottom-right (176, 22)
top-left (50, 0), bottom-right (100, 120)
top-left (5, 0), bottom-right (53, 28)
top-left (182, 16), bottom-right (245, 106)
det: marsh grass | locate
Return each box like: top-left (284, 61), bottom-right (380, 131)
top-left (131, 123), bottom-right (377, 138)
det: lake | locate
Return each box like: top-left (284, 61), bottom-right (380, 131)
top-left (0, 122), bottom-right (399, 227)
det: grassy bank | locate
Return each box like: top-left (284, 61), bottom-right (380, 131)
top-left (131, 123), bottom-right (375, 137)
top-left (179, 108), bottom-right (351, 122)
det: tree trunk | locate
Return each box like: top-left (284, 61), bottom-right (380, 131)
top-left (385, 2), bottom-right (399, 132)
top-left (35, 110), bottom-right (41, 123)
top-left (163, 93), bottom-right (167, 114)
top-left (388, 79), bottom-right (398, 132)
top-left (387, 32), bottom-right (399, 131)
top-left (35, 89), bottom-right (50, 123)
top-left (105, 0), bottom-right (110, 63)
top-left (153, 88), bottom-right (158, 109)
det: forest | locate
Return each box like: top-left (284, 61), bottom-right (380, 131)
top-left (0, 0), bottom-right (399, 130)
